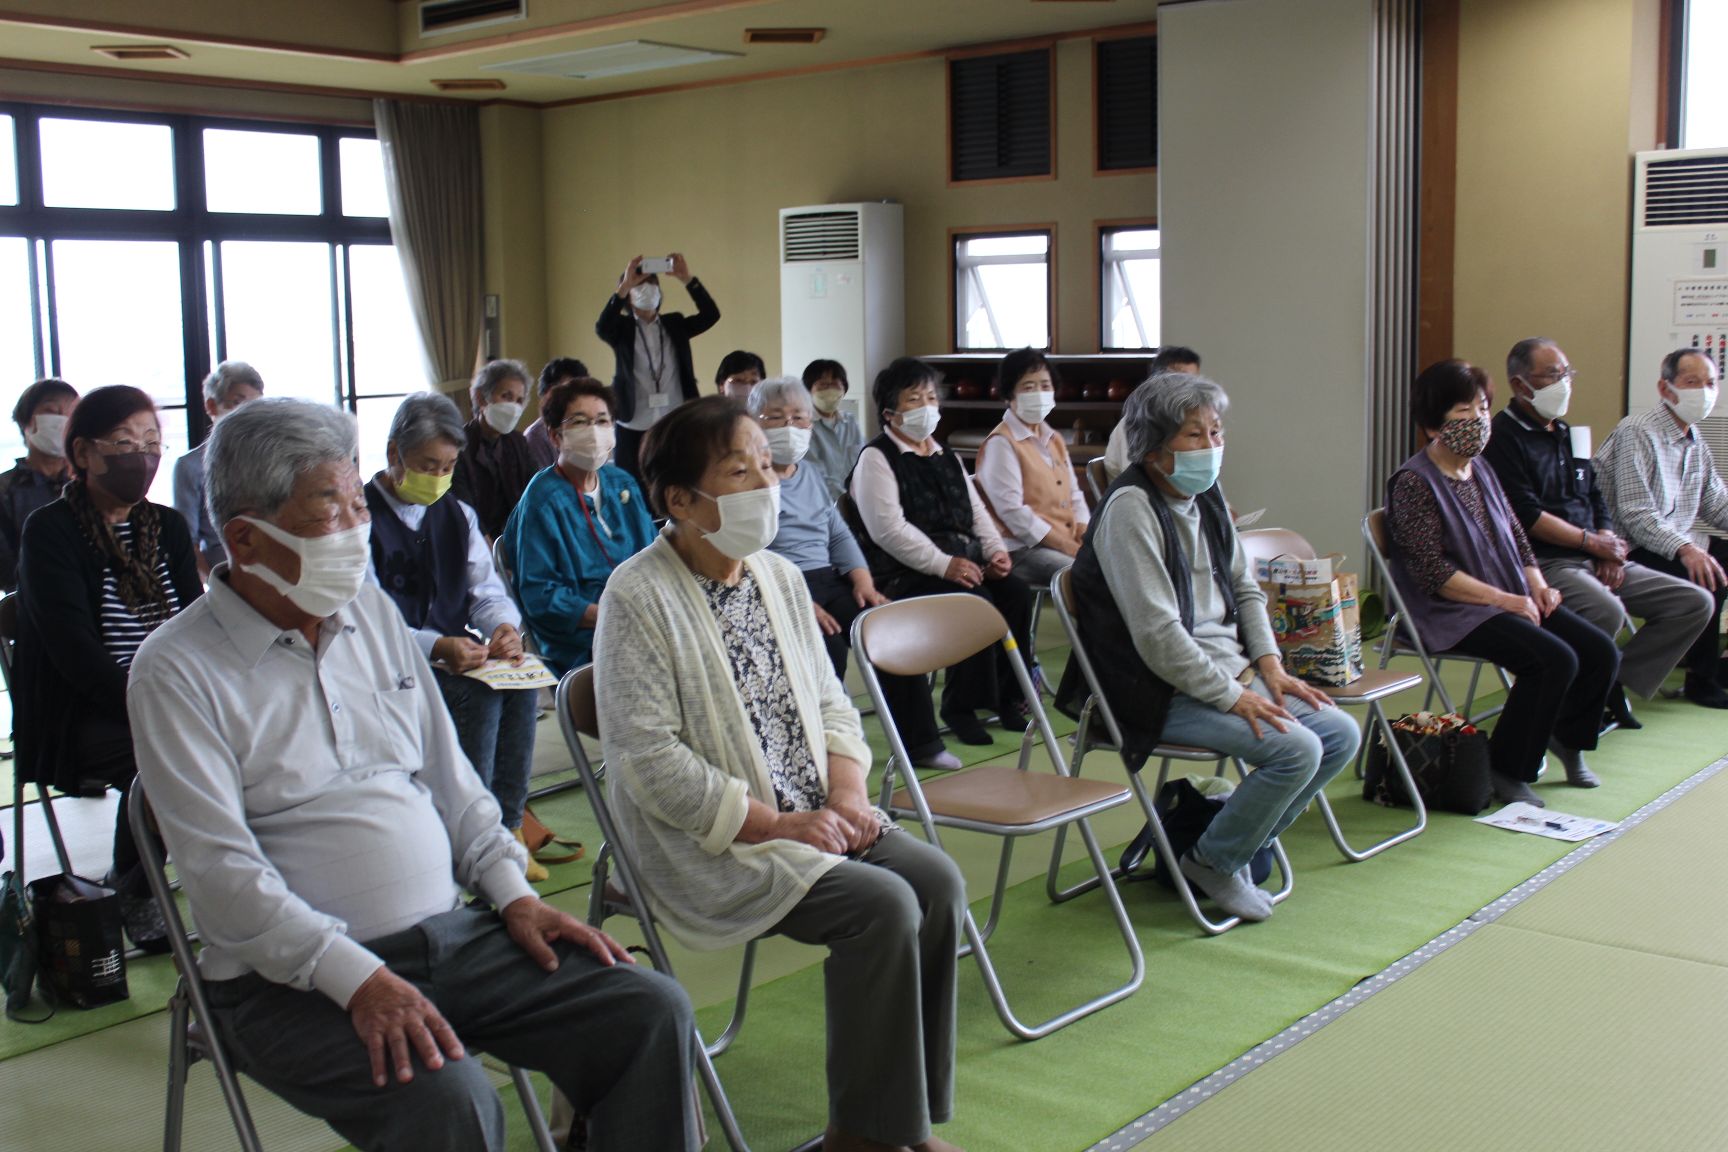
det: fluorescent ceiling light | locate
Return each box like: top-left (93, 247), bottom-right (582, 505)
top-left (480, 40), bottom-right (741, 80)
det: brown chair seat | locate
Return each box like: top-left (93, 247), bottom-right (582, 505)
top-left (891, 764), bottom-right (1128, 829)
top-left (1319, 667), bottom-right (1423, 703)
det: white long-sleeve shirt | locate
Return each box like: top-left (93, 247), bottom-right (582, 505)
top-left (974, 409), bottom-right (1090, 551)
top-left (848, 428), bottom-right (1006, 577)
top-left (127, 574), bottom-right (535, 1009)
top-left (366, 482), bottom-right (521, 659)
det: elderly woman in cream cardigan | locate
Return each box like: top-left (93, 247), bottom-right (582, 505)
top-left (594, 396), bottom-right (968, 1152)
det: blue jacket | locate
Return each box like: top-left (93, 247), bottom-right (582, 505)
top-left (503, 464), bottom-right (655, 674)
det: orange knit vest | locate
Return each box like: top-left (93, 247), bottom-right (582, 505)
top-left (977, 420), bottom-right (1076, 545)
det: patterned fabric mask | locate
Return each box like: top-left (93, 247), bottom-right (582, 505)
top-left (1439, 415), bottom-right (1489, 458)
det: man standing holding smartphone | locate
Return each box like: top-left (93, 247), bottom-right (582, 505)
top-left (596, 253), bottom-right (721, 478)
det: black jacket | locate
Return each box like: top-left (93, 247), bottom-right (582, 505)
top-left (595, 278), bottom-right (721, 424)
top-left (12, 498), bottom-right (202, 792)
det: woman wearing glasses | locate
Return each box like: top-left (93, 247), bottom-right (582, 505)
top-left (13, 384), bottom-right (202, 952)
top-left (502, 377), bottom-right (655, 675)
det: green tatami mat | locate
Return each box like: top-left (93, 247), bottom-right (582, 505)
top-left (1134, 923), bottom-right (1728, 1152)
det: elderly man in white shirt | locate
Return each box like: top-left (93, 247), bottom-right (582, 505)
top-left (127, 398), bottom-right (699, 1152)
top-left (846, 356), bottom-right (1036, 748)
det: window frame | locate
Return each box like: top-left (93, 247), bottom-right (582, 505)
top-left (1097, 218), bottom-right (1161, 353)
top-left (949, 224), bottom-right (1057, 353)
top-left (0, 101), bottom-right (397, 451)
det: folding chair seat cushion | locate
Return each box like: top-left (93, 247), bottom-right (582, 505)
top-left (890, 765), bottom-right (1128, 829)
top-left (1318, 667), bottom-right (1424, 703)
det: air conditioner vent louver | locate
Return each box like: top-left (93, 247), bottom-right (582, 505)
top-left (782, 211), bottom-right (860, 262)
top-left (420, 0), bottom-right (525, 37)
top-left (1644, 155), bottom-right (1728, 227)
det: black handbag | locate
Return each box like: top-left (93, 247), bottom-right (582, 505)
top-left (1119, 777), bottom-right (1274, 889)
top-left (1, 866), bottom-right (53, 1022)
top-left (1363, 712), bottom-right (1494, 816)
top-left (28, 873), bottom-right (129, 1009)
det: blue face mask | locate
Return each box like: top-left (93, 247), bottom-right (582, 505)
top-left (1166, 446), bottom-right (1223, 497)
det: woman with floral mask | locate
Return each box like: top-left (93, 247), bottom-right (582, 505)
top-left (1058, 372), bottom-right (1358, 923)
top-left (0, 375), bottom-right (78, 590)
top-left (597, 395), bottom-right (969, 1152)
top-left (846, 356), bottom-right (1036, 750)
top-left (502, 378), bottom-right (653, 676)
top-left (366, 393), bottom-right (546, 879)
top-left (451, 358), bottom-right (539, 541)
top-left (13, 384), bottom-right (202, 952)
top-left (1387, 359), bottom-right (1619, 806)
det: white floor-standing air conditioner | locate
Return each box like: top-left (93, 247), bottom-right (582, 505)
top-left (1629, 148), bottom-right (1728, 415)
top-left (779, 202), bottom-right (904, 438)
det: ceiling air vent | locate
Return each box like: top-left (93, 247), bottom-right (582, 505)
top-left (782, 210), bottom-right (861, 262)
top-left (420, 0), bottom-right (527, 38)
top-left (481, 40), bottom-right (741, 79)
top-left (91, 44), bottom-right (189, 61)
top-left (1644, 155), bottom-right (1728, 228)
top-left (743, 28), bottom-right (826, 45)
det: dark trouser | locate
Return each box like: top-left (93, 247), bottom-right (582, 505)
top-left (204, 906), bottom-right (701, 1152)
top-left (879, 571), bottom-right (1035, 755)
top-left (805, 566), bottom-right (945, 760)
top-left (770, 831), bottom-right (964, 1147)
top-left (1629, 539), bottom-right (1728, 682)
top-left (73, 719), bottom-right (141, 894)
top-left (1445, 605), bottom-right (1619, 782)
top-left (614, 425), bottom-right (645, 481)
top-left (433, 667), bottom-right (538, 830)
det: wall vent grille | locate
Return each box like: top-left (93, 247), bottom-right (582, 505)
top-left (1644, 155), bottom-right (1728, 227)
top-left (782, 210), bottom-right (861, 262)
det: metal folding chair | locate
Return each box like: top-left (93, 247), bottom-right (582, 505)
top-left (129, 784), bottom-right (558, 1152)
top-left (0, 592), bottom-right (72, 876)
top-left (1042, 566), bottom-right (1295, 935)
top-left (1237, 528), bottom-right (1428, 860)
top-left (852, 593), bottom-right (1144, 1040)
top-left (556, 665), bottom-right (816, 1152)
top-left (1085, 457), bottom-right (1111, 505)
top-left (1364, 509), bottom-right (1511, 723)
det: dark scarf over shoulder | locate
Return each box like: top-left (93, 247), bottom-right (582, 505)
top-left (1054, 463), bottom-right (1237, 769)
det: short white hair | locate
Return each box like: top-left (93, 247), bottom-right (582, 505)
top-left (206, 398), bottom-right (356, 527)
top-left (746, 376), bottom-right (812, 417)
top-left (202, 360), bottom-right (264, 406)
top-left (1119, 372), bottom-right (1230, 462)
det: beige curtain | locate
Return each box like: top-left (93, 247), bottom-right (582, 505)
top-left (374, 100), bottom-right (484, 395)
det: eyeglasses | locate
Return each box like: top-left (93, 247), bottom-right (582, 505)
top-left (93, 436), bottom-right (166, 456)
top-left (561, 417), bottom-right (613, 430)
top-left (1528, 368), bottom-right (1577, 386)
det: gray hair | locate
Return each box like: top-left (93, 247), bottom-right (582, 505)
top-left (1120, 371), bottom-right (1230, 462)
top-left (1506, 338), bottom-right (1558, 383)
top-left (472, 359), bottom-right (530, 403)
top-left (206, 397), bottom-right (357, 528)
top-left (745, 375), bottom-right (812, 418)
top-left (388, 392), bottom-right (467, 454)
top-left (202, 360), bottom-right (265, 406)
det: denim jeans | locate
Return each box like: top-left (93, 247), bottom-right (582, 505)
top-left (1156, 676), bottom-right (1361, 875)
top-left (434, 667), bottom-right (538, 829)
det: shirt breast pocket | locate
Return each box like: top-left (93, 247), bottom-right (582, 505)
top-left (369, 686), bottom-right (424, 770)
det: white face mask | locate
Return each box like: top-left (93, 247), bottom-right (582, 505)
top-left (1666, 383), bottom-right (1718, 427)
top-left (811, 387), bottom-right (844, 416)
top-left (694, 484), bottom-right (781, 560)
top-left (1014, 391), bottom-right (1057, 426)
top-left (483, 400), bottom-right (524, 435)
top-left (896, 404), bottom-right (941, 442)
top-left (630, 283), bottom-right (662, 313)
top-left (1524, 377), bottom-right (1572, 421)
top-left (560, 424), bottom-right (615, 473)
top-left (239, 516), bottom-right (372, 618)
top-left (763, 425), bottom-right (811, 467)
top-left (26, 413), bottom-right (67, 458)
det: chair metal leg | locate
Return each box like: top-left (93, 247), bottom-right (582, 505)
top-left (705, 940), bottom-right (756, 1060)
top-left (163, 983), bottom-right (191, 1152)
top-left (511, 1064), bottom-right (560, 1152)
top-left (1315, 702), bottom-right (1428, 861)
top-left (14, 779), bottom-right (74, 876)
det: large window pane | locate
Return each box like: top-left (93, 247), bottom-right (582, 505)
top-left (1684, 0), bottom-right (1728, 148)
top-left (40, 118), bottom-right (175, 210)
top-left (52, 240), bottom-right (186, 409)
top-left (0, 238), bottom-right (36, 463)
top-left (340, 137), bottom-right (390, 218)
top-left (146, 407), bottom-right (189, 508)
top-left (1102, 227), bottom-right (1161, 350)
top-left (955, 232), bottom-right (1050, 350)
top-left (349, 245), bottom-right (430, 394)
top-left (220, 241), bottom-right (336, 404)
top-left (0, 115), bottom-right (17, 206)
top-left (355, 394), bottom-right (411, 481)
top-left (203, 128), bottom-right (322, 215)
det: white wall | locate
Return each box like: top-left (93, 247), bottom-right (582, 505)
top-left (1160, 0), bottom-right (1375, 557)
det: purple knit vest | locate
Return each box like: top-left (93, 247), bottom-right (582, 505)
top-left (1384, 448), bottom-right (1530, 652)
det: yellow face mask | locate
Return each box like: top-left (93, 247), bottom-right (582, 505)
top-left (397, 467), bottom-right (453, 506)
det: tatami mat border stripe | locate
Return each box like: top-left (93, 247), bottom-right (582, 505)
top-left (1088, 752), bottom-right (1728, 1152)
